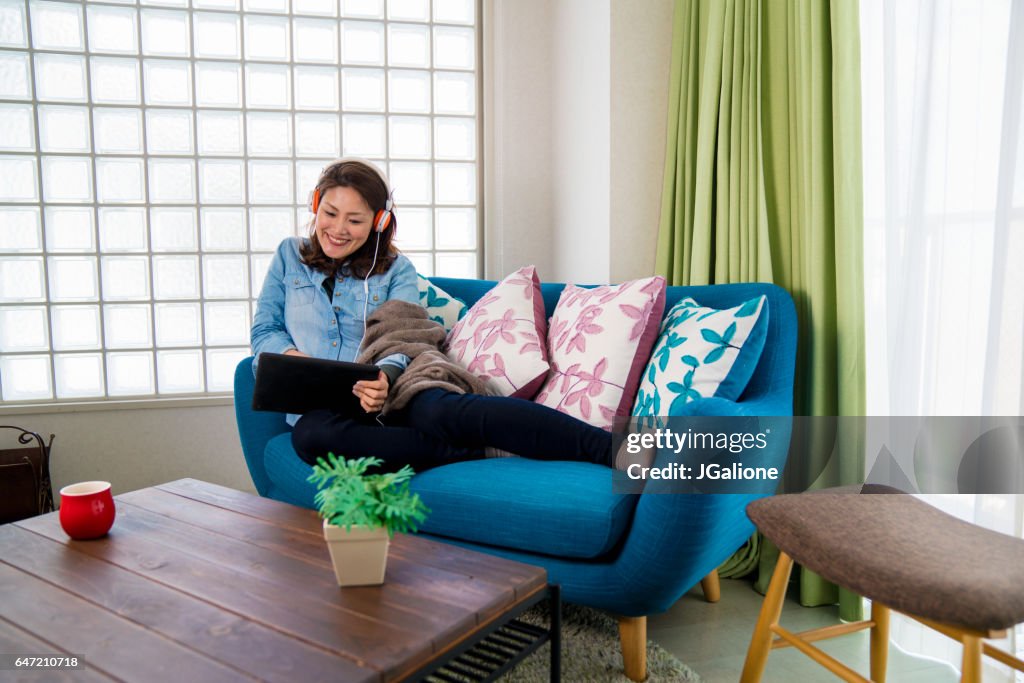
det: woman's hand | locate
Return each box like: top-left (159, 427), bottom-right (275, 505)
top-left (353, 371), bottom-right (389, 413)
top-left (283, 348), bottom-right (309, 357)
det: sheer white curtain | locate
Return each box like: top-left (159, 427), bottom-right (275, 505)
top-left (861, 0), bottom-right (1024, 679)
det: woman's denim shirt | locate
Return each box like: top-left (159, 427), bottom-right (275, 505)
top-left (251, 237), bottom-right (419, 425)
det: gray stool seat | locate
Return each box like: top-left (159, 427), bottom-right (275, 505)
top-left (747, 488), bottom-right (1024, 631)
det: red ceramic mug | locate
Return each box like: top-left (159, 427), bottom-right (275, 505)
top-left (59, 481), bottom-right (116, 540)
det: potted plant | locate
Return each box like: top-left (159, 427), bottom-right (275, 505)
top-left (308, 453), bottom-right (429, 586)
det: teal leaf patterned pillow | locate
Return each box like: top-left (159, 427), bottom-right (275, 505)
top-left (417, 275), bottom-right (468, 333)
top-left (632, 296), bottom-right (769, 422)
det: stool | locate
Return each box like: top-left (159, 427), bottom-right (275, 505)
top-left (740, 486), bottom-right (1024, 682)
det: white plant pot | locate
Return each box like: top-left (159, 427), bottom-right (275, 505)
top-left (322, 520), bottom-right (390, 586)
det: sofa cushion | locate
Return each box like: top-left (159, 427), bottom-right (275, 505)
top-left (410, 458), bottom-right (638, 559)
top-left (633, 295), bottom-right (768, 420)
top-left (418, 274), bottom-right (467, 333)
top-left (535, 276), bottom-right (666, 430)
top-left (445, 266), bottom-right (550, 399)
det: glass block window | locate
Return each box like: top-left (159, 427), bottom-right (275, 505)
top-left (0, 0), bottom-right (479, 402)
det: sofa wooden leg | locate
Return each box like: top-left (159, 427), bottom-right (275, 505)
top-left (700, 569), bottom-right (721, 603)
top-left (617, 615), bottom-right (647, 682)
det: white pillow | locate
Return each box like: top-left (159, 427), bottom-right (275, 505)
top-left (445, 266), bottom-right (550, 398)
top-left (632, 295), bottom-right (769, 419)
top-left (417, 275), bottom-right (467, 333)
top-left (534, 277), bottom-right (666, 430)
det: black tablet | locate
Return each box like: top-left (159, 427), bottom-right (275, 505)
top-left (252, 352), bottom-right (381, 415)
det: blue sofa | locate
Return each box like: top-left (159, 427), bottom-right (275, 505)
top-left (234, 277), bottom-right (797, 681)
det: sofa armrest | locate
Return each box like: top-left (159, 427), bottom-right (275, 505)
top-left (672, 396), bottom-right (752, 417)
top-left (676, 394), bottom-right (791, 418)
top-left (655, 395), bottom-right (793, 482)
top-left (234, 357), bottom-right (291, 496)
top-left (607, 492), bottom-right (760, 614)
top-left (608, 396), bottom-right (792, 614)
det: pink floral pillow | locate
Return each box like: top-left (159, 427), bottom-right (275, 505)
top-left (534, 277), bottom-right (666, 430)
top-left (445, 266), bottom-right (550, 398)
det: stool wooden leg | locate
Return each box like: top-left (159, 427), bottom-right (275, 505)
top-left (870, 602), bottom-right (890, 682)
top-left (740, 552), bottom-right (794, 683)
top-left (617, 615), bottom-right (647, 682)
top-left (961, 635), bottom-right (982, 683)
top-left (700, 569), bottom-right (721, 603)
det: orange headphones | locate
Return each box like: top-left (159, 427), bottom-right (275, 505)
top-left (310, 160), bottom-right (394, 344)
top-left (309, 161), bottom-right (394, 233)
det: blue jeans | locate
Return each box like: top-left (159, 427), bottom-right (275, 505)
top-left (291, 388), bottom-right (612, 472)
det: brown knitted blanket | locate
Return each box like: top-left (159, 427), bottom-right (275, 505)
top-left (356, 300), bottom-right (489, 413)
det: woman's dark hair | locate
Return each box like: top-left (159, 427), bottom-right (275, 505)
top-left (299, 159), bottom-right (399, 279)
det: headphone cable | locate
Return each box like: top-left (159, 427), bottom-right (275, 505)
top-left (362, 229), bottom-right (382, 341)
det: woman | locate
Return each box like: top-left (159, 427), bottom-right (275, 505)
top-left (252, 158), bottom-right (613, 473)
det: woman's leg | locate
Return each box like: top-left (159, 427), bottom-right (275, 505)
top-left (403, 389), bottom-right (613, 467)
top-left (291, 408), bottom-right (482, 472)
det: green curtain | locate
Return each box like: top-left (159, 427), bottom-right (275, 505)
top-left (656, 0), bottom-right (865, 621)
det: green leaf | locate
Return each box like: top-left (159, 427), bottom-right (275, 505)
top-left (669, 393), bottom-right (693, 414)
top-left (701, 328), bottom-right (722, 344)
top-left (704, 346), bottom-right (726, 364)
top-left (427, 289), bottom-right (450, 308)
top-left (307, 454), bottom-right (430, 535)
top-left (735, 298), bottom-right (760, 317)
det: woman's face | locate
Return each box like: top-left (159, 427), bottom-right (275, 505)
top-left (315, 185), bottom-right (375, 261)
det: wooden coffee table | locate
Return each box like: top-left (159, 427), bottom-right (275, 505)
top-left (0, 478), bottom-right (559, 682)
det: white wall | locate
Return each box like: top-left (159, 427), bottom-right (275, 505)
top-left (485, 0), bottom-right (674, 284)
top-left (3, 401), bottom-right (253, 497)
top-left (609, 0), bottom-right (675, 283)
top-left (551, 0), bottom-right (611, 283)
top-left (483, 0), bottom-right (556, 280)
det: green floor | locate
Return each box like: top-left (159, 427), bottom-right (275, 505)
top-left (648, 577), bottom-right (961, 682)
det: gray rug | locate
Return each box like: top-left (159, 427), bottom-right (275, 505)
top-left (494, 603), bottom-right (702, 682)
